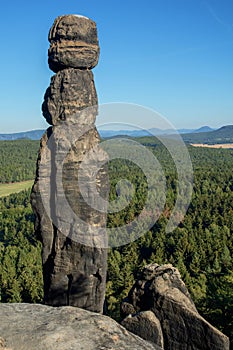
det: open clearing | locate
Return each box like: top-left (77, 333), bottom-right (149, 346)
top-left (191, 143), bottom-right (233, 149)
top-left (0, 180), bottom-right (34, 198)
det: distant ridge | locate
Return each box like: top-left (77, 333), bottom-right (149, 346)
top-left (181, 125), bottom-right (233, 144)
top-left (98, 126), bottom-right (215, 138)
top-left (0, 129), bottom-right (44, 141)
top-left (1, 125), bottom-right (230, 142)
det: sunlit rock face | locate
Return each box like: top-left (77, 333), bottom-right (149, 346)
top-left (121, 263), bottom-right (230, 350)
top-left (42, 68), bottom-right (98, 126)
top-left (0, 303), bottom-right (163, 350)
top-left (48, 15), bottom-right (100, 72)
top-left (31, 15), bottom-right (108, 313)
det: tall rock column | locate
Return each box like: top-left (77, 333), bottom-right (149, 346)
top-left (31, 15), bottom-right (108, 313)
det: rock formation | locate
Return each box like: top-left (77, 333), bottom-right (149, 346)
top-left (121, 263), bottom-right (230, 350)
top-left (31, 15), bottom-right (108, 313)
top-left (48, 15), bottom-right (99, 72)
top-left (0, 304), bottom-right (163, 350)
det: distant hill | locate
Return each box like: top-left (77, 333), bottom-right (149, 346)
top-left (0, 125), bottom-right (224, 141)
top-left (193, 126), bottom-right (215, 133)
top-left (99, 129), bottom-right (150, 138)
top-left (181, 125), bottom-right (233, 144)
top-left (99, 126), bottom-right (214, 138)
top-left (0, 130), bottom-right (45, 141)
top-left (1, 128), bottom-right (198, 140)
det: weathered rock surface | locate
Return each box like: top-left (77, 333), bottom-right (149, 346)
top-left (0, 337), bottom-right (11, 350)
top-left (31, 126), bottom-right (108, 311)
top-left (42, 68), bottom-right (98, 126)
top-left (0, 303), bottom-right (162, 350)
top-left (48, 15), bottom-right (99, 72)
top-left (31, 15), bottom-right (108, 313)
top-left (121, 263), bottom-right (230, 350)
top-left (121, 311), bottom-right (164, 348)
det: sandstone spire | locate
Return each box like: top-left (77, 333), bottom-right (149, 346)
top-left (31, 15), bottom-right (108, 313)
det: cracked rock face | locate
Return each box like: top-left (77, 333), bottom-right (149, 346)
top-left (31, 15), bottom-right (108, 313)
top-left (121, 263), bottom-right (230, 350)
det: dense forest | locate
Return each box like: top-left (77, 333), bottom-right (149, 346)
top-left (0, 139), bottom-right (232, 345)
top-left (0, 140), bottom-right (39, 183)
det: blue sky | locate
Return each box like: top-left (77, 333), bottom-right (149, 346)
top-left (1, 0), bottom-right (233, 132)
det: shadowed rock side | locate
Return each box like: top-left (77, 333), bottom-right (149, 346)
top-left (121, 263), bottom-right (230, 350)
top-left (31, 14), bottom-right (108, 313)
top-left (0, 304), bottom-right (163, 350)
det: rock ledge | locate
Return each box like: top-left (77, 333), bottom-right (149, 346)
top-left (0, 303), bottom-right (162, 350)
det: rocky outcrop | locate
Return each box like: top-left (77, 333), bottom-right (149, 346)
top-left (121, 263), bottom-right (230, 350)
top-left (122, 310), bottom-right (164, 348)
top-left (31, 15), bottom-right (108, 313)
top-left (0, 303), bottom-right (162, 350)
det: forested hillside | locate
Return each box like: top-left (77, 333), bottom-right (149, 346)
top-left (181, 125), bottom-right (233, 144)
top-left (0, 139), bottom-right (232, 344)
top-left (0, 190), bottom-right (43, 302)
top-left (0, 140), bottom-right (39, 183)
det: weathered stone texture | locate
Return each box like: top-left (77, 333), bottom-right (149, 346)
top-left (48, 15), bottom-right (99, 72)
top-left (121, 263), bottom-right (230, 350)
top-left (121, 311), bottom-right (164, 349)
top-left (31, 127), bottom-right (108, 312)
top-left (42, 68), bottom-right (98, 126)
top-left (0, 337), bottom-right (12, 350)
top-left (0, 303), bottom-right (163, 350)
top-left (31, 15), bottom-right (108, 313)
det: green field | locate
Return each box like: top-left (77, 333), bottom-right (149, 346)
top-left (0, 180), bottom-right (34, 198)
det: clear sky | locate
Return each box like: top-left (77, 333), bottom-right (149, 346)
top-left (1, 0), bottom-right (233, 132)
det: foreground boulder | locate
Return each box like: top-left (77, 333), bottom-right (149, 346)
top-left (0, 303), bottom-right (162, 350)
top-left (121, 263), bottom-right (229, 350)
